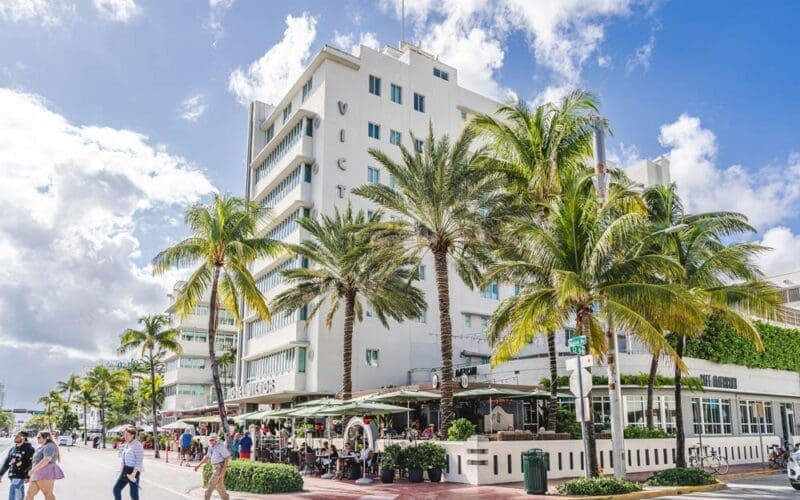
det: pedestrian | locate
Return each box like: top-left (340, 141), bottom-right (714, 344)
top-left (25, 431), bottom-right (64, 499)
top-left (112, 427), bottom-right (143, 500)
top-left (194, 434), bottom-right (230, 500)
top-left (238, 432), bottom-right (252, 461)
top-left (0, 431), bottom-right (35, 500)
top-left (179, 427), bottom-right (193, 466)
top-left (231, 433), bottom-right (241, 460)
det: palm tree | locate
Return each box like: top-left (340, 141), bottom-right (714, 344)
top-left (353, 125), bottom-right (501, 435)
top-left (119, 314), bottom-right (182, 458)
top-left (152, 194), bottom-right (283, 443)
top-left (86, 364), bottom-right (127, 448)
top-left (139, 375), bottom-right (165, 410)
top-left (642, 183), bottom-right (780, 466)
top-left (57, 373), bottom-right (82, 405)
top-left (484, 174), bottom-right (700, 477)
top-left (472, 90), bottom-right (600, 431)
top-left (271, 204), bottom-right (426, 400)
top-left (73, 383), bottom-right (97, 444)
top-left (37, 391), bottom-right (64, 432)
top-left (217, 348), bottom-right (237, 388)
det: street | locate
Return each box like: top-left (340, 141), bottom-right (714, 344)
top-left (658, 473), bottom-right (796, 499)
top-left (0, 438), bottom-right (202, 500)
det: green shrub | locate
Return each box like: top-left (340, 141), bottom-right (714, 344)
top-left (380, 444), bottom-right (402, 470)
top-left (556, 477), bottom-right (642, 496)
top-left (447, 418), bottom-right (477, 441)
top-left (401, 444), bottom-right (429, 470)
top-left (203, 461), bottom-right (303, 494)
top-left (418, 442), bottom-right (446, 469)
top-left (623, 425), bottom-right (673, 439)
top-left (555, 407), bottom-right (582, 439)
top-left (647, 467), bottom-right (717, 486)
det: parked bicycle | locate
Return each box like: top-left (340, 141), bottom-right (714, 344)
top-left (688, 444), bottom-right (729, 474)
top-left (768, 444), bottom-right (790, 469)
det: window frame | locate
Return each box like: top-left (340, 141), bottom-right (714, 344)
top-left (413, 93), bottom-right (425, 112)
top-left (390, 83), bottom-right (402, 104)
top-left (368, 75), bottom-right (381, 96)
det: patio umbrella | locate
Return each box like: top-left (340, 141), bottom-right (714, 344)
top-left (316, 401), bottom-right (413, 417)
top-left (455, 387), bottom-right (530, 433)
top-left (295, 398), bottom-right (345, 407)
top-left (231, 411), bottom-right (263, 423)
top-left (161, 420), bottom-right (191, 430)
top-left (368, 390), bottom-right (441, 429)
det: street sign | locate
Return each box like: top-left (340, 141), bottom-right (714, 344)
top-left (568, 335), bottom-right (587, 347)
top-left (569, 345), bottom-right (585, 355)
top-left (31, 410), bottom-right (45, 415)
top-left (569, 369), bottom-right (592, 398)
top-left (565, 355), bottom-right (594, 372)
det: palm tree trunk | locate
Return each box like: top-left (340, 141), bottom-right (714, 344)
top-left (207, 264), bottom-right (231, 448)
top-left (149, 349), bottom-right (160, 458)
top-left (342, 290), bottom-right (356, 401)
top-left (547, 331), bottom-right (558, 431)
top-left (101, 400), bottom-right (106, 449)
top-left (433, 248), bottom-right (455, 437)
top-left (83, 404), bottom-right (88, 445)
top-left (646, 352), bottom-right (659, 429)
top-left (674, 334), bottom-right (686, 467)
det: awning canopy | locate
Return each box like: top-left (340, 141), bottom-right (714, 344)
top-left (367, 389), bottom-right (441, 403)
top-left (182, 415), bottom-right (228, 424)
top-left (454, 387), bottom-right (530, 399)
top-left (316, 401), bottom-right (413, 416)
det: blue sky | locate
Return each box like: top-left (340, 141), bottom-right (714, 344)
top-left (1, 0), bottom-right (799, 408)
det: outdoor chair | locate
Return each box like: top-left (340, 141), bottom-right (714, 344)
top-left (300, 452), bottom-right (317, 476)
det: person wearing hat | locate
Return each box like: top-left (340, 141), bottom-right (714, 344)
top-left (194, 435), bottom-right (230, 500)
top-left (0, 431), bottom-right (35, 500)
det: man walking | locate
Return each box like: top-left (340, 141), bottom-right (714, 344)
top-left (194, 434), bottom-right (230, 500)
top-left (238, 432), bottom-right (252, 461)
top-left (0, 432), bottom-right (35, 500)
top-left (180, 427), bottom-right (193, 466)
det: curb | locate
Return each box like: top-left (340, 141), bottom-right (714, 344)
top-left (721, 469), bottom-right (781, 480)
top-left (567, 482), bottom-right (726, 500)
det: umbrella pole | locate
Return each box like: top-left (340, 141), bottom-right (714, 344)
top-left (407, 401), bottom-right (410, 431)
top-left (489, 396), bottom-right (493, 433)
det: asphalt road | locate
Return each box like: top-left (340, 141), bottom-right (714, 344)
top-left (0, 438), bottom-right (204, 500)
top-left (658, 472), bottom-right (797, 499)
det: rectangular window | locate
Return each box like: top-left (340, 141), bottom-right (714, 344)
top-left (366, 349), bottom-right (379, 367)
top-left (297, 347), bottom-right (306, 373)
top-left (179, 358), bottom-right (206, 369)
top-left (367, 167), bottom-right (380, 184)
top-left (592, 396), bottom-right (611, 426)
top-left (369, 75), bottom-right (381, 96)
top-left (388, 173), bottom-right (397, 189)
top-left (514, 284), bottom-right (522, 296)
top-left (417, 265), bottom-right (426, 280)
top-left (390, 129), bottom-right (402, 146)
top-left (181, 331), bottom-right (208, 343)
top-left (413, 93), bottom-right (425, 112)
top-left (305, 117), bottom-right (313, 137)
top-left (415, 308), bottom-right (427, 323)
top-left (368, 122), bottom-right (381, 140)
top-left (301, 78), bottom-right (312, 102)
top-left (266, 124), bottom-right (274, 143)
top-left (563, 327), bottom-right (575, 347)
top-left (464, 314), bottom-right (472, 327)
top-left (692, 398), bottom-right (733, 435)
top-left (460, 110), bottom-right (468, 122)
top-left (740, 401), bottom-right (774, 434)
top-left (414, 139), bottom-right (424, 153)
top-left (433, 67), bottom-right (449, 81)
top-left (303, 163), bottom-right (312, 182)
top-left (390, 83), bottom-right (402, 103)
top-left (282, 102), bottom-right (292, 124)
top-left (480, 316), bottom-right (489, 334)
top-left (480, 280), bottom-right (499, 300)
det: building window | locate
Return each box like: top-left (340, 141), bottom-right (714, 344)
top-left (282, 102), bottom-right (292, 124)
top-left (368, 167), bottom-right (380, 184)
top-left (740, 400), bottom-right (774, 434)
top-left (464, 314), bottom-right (472, 327)
top-left (414, 139), bottom-right (424, 153)
top-left (390, 83), bottom-right (402, 103)
top-left (265, 124), bottom-right (274, 143)
top-left (417, 265), bottom-right (426, 280)
top-left (245, 348), bottom-right (296, 382)
top-left (218, 309), bottom-right (236, 326)
top-left (366, 349), bottom-right (379, 367)
top-left (301, 78), bottom-right (312, 102)
top-left (625, 395), bottom-right (676, 432)
top-left (513, 284), bottom-right (522, 296)
top-left (460, 110), bottom-right (468, 122)
top-left (369, 75), bottom-right (381, 96)
top-left (214, 335), bottom-right (235, 351)
top-left (177, 384), bottom-right (207, 396)
top-left (563, 327), bottom-right (575, 347)
top-left (388, 173), bottom-right (397, 189)
top-left (179, 358), bottom-right (206, 369)
top-left (415, 308), bottom-right (427, 323)
top-left (390, 129), bottom-right (402, 146)
top-left (181, 331), bottom-right (208, 343)
top-left (480, 316), bottom-right (488, 334)
top-left (433, 67), bottom-right (449, 81)
top-left (368, 122), bottom-right (381, 140)
top-left (413, 93), bottom-right (425, 112)
top-left (592, 396), bottom-right (611, 426)
top-left (305, 117), bottom-right (313, 137)
top-left (692, 398), bottom-right (732, 435)
top-left (304, 163), bottom-right (312, 182)
top-left (297, 347), bottom-right (306, 373)
top-left (480, 281), bottom-right (499, 300)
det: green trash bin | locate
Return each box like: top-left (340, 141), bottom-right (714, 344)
top-left (522, 448), bottom-right (549, 494)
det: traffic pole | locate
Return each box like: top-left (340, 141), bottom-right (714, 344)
top-left (576, 351), bottom-right (591, 479)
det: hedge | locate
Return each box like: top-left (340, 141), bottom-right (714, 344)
top-left (556, 477), bottom-right (642, 496)
top-left (540, 373), bottom-right (703, 390)
top-left (447, 418), bottom-right (477, 441)
top-left (203, 461), bottom-right (303, 494)
top-left (647, 467), bottom-right (717, 486)
top-left (623, 425), bottom-right (673, 439)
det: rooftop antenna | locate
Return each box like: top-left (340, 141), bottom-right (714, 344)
top-left (400, 0), bottom-right (405, 48)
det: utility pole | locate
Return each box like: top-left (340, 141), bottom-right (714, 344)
top-left (400, 0), bottom-right (405, 47)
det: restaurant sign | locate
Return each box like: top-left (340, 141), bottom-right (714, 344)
top-left (455, 366), bottom-right (478, 377)
top-left (700, 374), bottom-right (737, 389)
top-left (226, 378), bottom-right (277, 400)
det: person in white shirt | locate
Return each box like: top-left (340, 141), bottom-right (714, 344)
top-left (194, 435), bottom-right (230, 500)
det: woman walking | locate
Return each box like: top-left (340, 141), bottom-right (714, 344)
top-left (113, 427), bottom-right (143, 500)
top-left (25, 431), bottom-right (64, 500)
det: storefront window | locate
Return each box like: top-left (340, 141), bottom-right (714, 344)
top-left (692, 398), bottom-right (732, 435)
top-left (740, 400), bottom-right (774, 434)
top-left (593, 396), bottom-right (611, 426)
top-left (625, 396), bottom-right (677, 432)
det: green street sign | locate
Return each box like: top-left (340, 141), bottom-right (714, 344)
top-left (569, 345), bottom-right (585, 355)
top-left (31, 411), bottom-right (45, 415)
top-left (568, 335), bottom-right (587, 348)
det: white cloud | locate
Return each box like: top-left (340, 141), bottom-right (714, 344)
top-left (659, 114), bottom-right (800, 229)
top-left (92, 0), bottom-right (140, 22)
top-left (332, 31), bottom-right (380, 55)
top-left (228, 13), bottom-right (318, 106)
top-left (207, 0), bottom-right (234, 42)
top-left (0, 88), bottom-right (215, 405)
top-left (0, 0), bottom-right (74, 26)
top-left (626, 34), bottom-right (655, 73)
top-left (756, 227), bottom-right (800, 278)
top-left (180, 93), bottom-right (207, 122)
top-left (597, 54), bottom-right (613, 68)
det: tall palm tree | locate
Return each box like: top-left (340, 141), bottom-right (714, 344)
top-left (472, 90), bottom-right (600, 431)
top-left (484, 174), bottom-right (700, 477)
top-left (57, 373), bottom-right (82, 405)
top-left (86, 364), bottom-right (127, 448)
top-left (217, 348), bottom-right (237, 388)
top-left (353, 125), bottom-right (501, 435)
top-left (73, 383), bottom-right (97, 444)
top-left (642, 183), bottom-right (780, 466)
top-left (152, 194), bottom-right (283, 443)
top-left (37, 391), bottom-right (64, 433)
top-left (139, 375), bottom-right (165, 410)
top-left (119, 314), bottom-right (182, 458)
top-left (271, 205), bottom-right (426, 400)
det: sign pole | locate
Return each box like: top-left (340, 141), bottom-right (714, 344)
top-left (606, 327), bottom-right (626, 478)
top-left (576, 349), bottom-right (591, 479)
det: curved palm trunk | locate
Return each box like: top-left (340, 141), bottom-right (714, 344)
top-left (149, 349), bottom-right (160, 458)
top-left (207, 265), bottom-right (231, 448)
top-left (674, 334), bottom-right (686, 467)
top-left (433, 249), bottom-right (455, 436)
top-left (547, 331), bottom-right (558, 431)
top-left (342, 291), bottom-right (356, 401)
top-left (646, 352), bottom-right (659, 429)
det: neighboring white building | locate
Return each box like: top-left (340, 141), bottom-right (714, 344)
top-left (626, 156), bottom-right (671, 188)
top-left (162, 281), bottom-right (238, 421)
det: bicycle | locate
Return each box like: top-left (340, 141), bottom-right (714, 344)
top-left (768, 444), bottom-right (790, 469)
top-left (688, 444), bottom-right (729, 474)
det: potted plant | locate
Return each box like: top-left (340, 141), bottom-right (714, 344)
top-left (380, 444), bottom-right (402, 483)
top-left (403, 445), bottom-right (428, 483)
top-left (421, 442), bottom-right (446, 483)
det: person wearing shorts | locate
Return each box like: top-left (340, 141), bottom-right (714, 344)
top-left (179, 428), bottom-right (193, 466)
top-left (26, 431), bottom-right (64, 499)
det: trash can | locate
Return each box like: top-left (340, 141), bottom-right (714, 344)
top-left (522, 448), bottom-right (549, 495)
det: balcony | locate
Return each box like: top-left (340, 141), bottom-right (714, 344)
top-left (250, 110), bottom-right (316, 199)
top-left (252, 226), bottom-right (309, 272)
top-left (256, 180), bottom-right (313, 234)
top-left (244, 318), bottom-right (307, 360)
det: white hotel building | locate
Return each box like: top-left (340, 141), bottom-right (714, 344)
top-left (227, 41), bottom-right (800, 444)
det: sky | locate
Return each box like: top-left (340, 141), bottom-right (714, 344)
top-left (1, 0), bottom-right (799, 409)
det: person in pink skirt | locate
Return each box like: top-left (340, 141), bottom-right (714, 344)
top-left (25, 431), bottom-right (64, 500)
